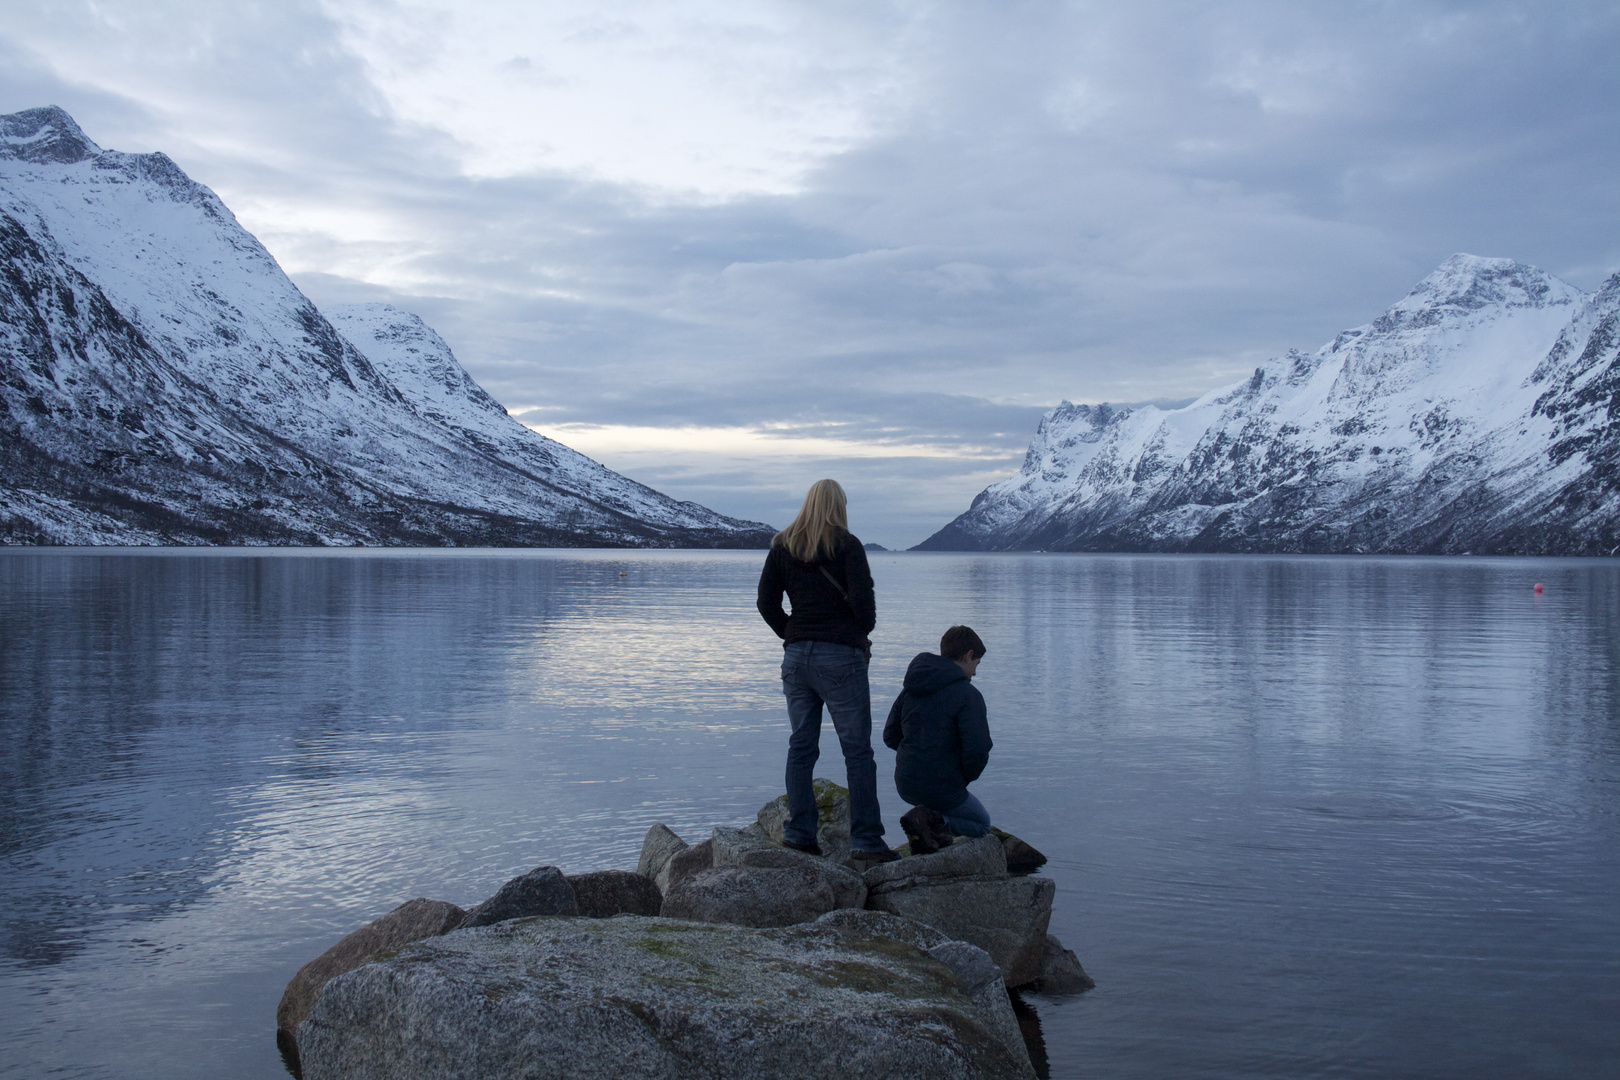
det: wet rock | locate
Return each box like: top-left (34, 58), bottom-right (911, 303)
top-left (1021, 934), bottom-right (1094, 994)
top-left (757, 777), bottom-right (854, 866)
top-left (636, 822), bottom-right (688, 885)
top-left (990, 827), bottom-right (1049, 875)
top-left (457, 866), bottom-right (577, 928)
top-left (276, 898), bottom-right (465, 1072)
top-left (566, 870), bottom-right (663, 918)
top-left (295, 915), bottom-right (1033, 1080)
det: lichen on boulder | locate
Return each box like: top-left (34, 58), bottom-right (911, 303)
top-left (756, 777), bottom-right (854, 866)
top-left (295, 915), bottom-right (1035, 1080)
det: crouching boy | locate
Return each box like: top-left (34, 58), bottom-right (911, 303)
top-left (883, 625), bottom-right (993, 853)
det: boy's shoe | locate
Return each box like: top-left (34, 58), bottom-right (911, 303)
top-left (901, 806), bottom-right (952, 856)
top-left (852, 847), bottom-right (901, 864)
top-left (781, 837), bottom-right (823, 857)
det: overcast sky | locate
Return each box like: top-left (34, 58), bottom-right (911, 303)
top-left (4, 1), bottom-right (1619, 547)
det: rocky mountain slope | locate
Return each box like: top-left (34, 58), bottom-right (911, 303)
top-left (919, 255), bottom-right (1620, 555)
top-left (0, 106), bottom-right (772, 547)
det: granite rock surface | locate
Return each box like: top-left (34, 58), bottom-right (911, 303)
top-left (276, 898), bottom-right (465, 1071)
top-left (295, 915), bottom-right (1034, 1080)
top-left (864, 837), bottom-right (1054, 987)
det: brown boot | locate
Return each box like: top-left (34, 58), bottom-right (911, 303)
top-left (900, 806), bottom-right (951, 855)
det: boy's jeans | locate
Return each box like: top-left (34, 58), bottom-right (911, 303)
top-left (942, 791), bottom-right (992, 837)
top-left (780, 640), bottom-right (886, 852)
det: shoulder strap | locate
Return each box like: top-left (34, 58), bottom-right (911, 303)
top-left (818, 563), bottom-right (854, 607)
top-left (819, 558), bottom-right (872, 661)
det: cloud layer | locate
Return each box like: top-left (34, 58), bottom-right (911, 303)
top-left (4, 1), bottom-right (1619, 545)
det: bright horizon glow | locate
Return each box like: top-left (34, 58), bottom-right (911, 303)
top-left (530, 422), bottom-right (1015, 462)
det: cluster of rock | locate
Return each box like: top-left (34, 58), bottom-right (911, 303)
top-left (278, 782), bottom-right (1091, 1080)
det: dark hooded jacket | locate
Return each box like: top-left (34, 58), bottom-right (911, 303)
top-left (882, 652), bottom-right (991, 811)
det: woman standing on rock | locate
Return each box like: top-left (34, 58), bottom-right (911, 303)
top-left (757, 479), bottom-right (898, 863)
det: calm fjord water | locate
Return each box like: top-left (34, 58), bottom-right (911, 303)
top-left (1, 549), bottom-right (1616, 1079)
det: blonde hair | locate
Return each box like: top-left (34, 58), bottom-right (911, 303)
top-left (774, 479), bottom-right (849, 562)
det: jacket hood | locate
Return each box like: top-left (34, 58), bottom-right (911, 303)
top-left (903, 651), bottom-right (968, 697)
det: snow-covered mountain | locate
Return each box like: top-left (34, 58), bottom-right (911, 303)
top-left (919, 254), bottom-right (1620, 555)
top-left (0, 106), bottom-right (771, 547)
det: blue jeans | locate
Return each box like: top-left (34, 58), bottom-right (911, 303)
top-left (942, 792), bottom-right (992, 837)
top-left (781, 641), bottom-right (886, 852)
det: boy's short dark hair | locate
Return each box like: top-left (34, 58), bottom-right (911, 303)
top-left (940, 625), bottom-right (986, 661)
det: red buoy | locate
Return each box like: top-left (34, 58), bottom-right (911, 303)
top-left (1534, 582), bottom-right (1544, 593)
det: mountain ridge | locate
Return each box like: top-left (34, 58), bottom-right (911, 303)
top-left (0, 106), bottom-right (773, 547)
top-left (918, 254), bottom-right (1620, 555)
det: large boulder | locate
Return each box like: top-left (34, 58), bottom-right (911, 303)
top-left (458, 866), bottom-right (578, 928)
top-left (295, 915), bottom-right (1034, 1080)
top-left (863, 837), bottom-right (1055, 987)
top-left (894, 828), bottom-right (1047, 874)
top-left (809, 909), bottom-right (1031, 1076)
top-left (708, 821), bottom-right (773, 864)
top-left (757, 778), bottom-right (853, 866)
top-left (566, 870), bottom-right (662, 918)
top-left (658, 825), bottom-right (868, 929)
top-left (276, 898), bottom-right (465, 1072)
top-left (926, 940), bottom-right (1031, 1074)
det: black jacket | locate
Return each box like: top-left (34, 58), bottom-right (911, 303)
top-left (756, 530), bottom-right (876, 652)
top-left (883, 652), bottom-right (992, 811)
